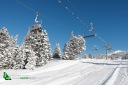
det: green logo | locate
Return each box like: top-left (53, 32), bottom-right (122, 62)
top-left (3, 72), bottom-right (11, 80)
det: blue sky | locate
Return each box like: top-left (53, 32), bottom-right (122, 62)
top-left (0, 0), bottom-right (128, 55)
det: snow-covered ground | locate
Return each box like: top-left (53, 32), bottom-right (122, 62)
top-left (0, 59), bottom-right (128, 85)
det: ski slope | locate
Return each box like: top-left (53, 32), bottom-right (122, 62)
top-left (0, 59), bottom-right (128, 85)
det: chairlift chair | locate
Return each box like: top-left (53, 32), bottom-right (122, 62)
top-left (93, 44), bottom-right (98, 50)
top-left (83, 22), bottom-right (97, 38)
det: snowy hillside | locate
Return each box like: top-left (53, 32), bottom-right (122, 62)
top-left (109, 50), bottom-right (124, 55)
top-left (108, 50), bottom-right (126, 56)
top-left (97, 50), bottom-right (128, 59)
top-left (108, 50), bottom-right (128, 59)
top-left (0, 59), bottom-right (128, 85)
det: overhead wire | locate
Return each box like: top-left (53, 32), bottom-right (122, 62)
top-left (16, 0), bottom-right (36, 13)
top-left (58, 0), bottom-right (113, 54)
top-left (67, 0), bottom-right (87, 25)
top-left (16, 0), bottom-right (109, 48)
top-left (15, 0), bottom-right (64, 27)
top-left (58, 0), bottom-right (108, 45)
top-left (58, 0), bottom-right (87, 28)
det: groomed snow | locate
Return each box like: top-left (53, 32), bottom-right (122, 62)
top-left (0, 59), bottom-right (128, 85)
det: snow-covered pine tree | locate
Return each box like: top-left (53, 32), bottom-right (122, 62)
top-left (63, 32), bottom-right (75, 60)
top-left (53, 43), bottom-right (61, 59)
top-left (10, 35), bottom-right (22, 69)
top-left (0, 27), bottom-right (19, 69)
top-left (25, 46), bottom-right (37, 70)
top-left (76, 35), bottom-right (86, 54)
top-left (20, 41), bottom-right (37, 69)
top-left (22, 22), bottom-right (52, 67)
top-left (12, 46), bottom-right (21, 69)
top-left (88, 53), bottom-right (93, 59)
top-left (42, 30), bottom-right (52, 61)
top-left (63, 43), bottom-right (70, 59)
top-left (11, 46), bottom-right (20, 69)
top-left (63, 32), bottom-right (86, 60)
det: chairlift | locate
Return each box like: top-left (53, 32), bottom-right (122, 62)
top-left (83, 33), bottom-right (97, 38)
top-left (83, 22), bottom-right (96, 38)
top-left (88, 22), bottom-right (95, 32)
top-left (35, 12), bottom-right (42, 24)
top-left (88, 28), bottom-right (95, 32)
top-left (93, 44), bottom-right (98, 50)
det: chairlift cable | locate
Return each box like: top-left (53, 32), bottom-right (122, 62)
top-left (16, 0), bottom-right (63, 27)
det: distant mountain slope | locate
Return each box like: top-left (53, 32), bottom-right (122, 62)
top-left (97, 50), bottom-right (128, 59)
top-left (108, 50), bottom-right (128, 59)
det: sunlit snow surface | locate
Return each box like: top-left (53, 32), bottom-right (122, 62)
top-left (0, 59), bottom-right (128, 85)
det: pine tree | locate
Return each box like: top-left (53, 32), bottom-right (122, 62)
top-left (12, 46), bottom-right (21, 69)
top-left (20, 41), bottom-right (37, 69)
top-left (22, 23), bottom-right (52, 68)
top-left (42, 30), bottom-right (52, 61)
top-left (76, 35), bottom-right (86, 54)
top-left (63, 32), bottom-right (86, 60)
top-left (63, 32), bottom-right (75, 60)
top-left (10, 35), bottom-right (22, 69)
top-left (25, 47), bottom-right (37, 70)
top-left (0, 27), bottom-right (19, 69)
top-left (0, 14), bottom-right (52, 69)
top-left (63, 43), bottom-right (70, 59)
top-left (53, 43), bottom-right (61, 59)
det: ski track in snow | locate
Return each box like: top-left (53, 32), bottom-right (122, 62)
top-left (0, 59), bottom-right (128, 85)
top-left (104, 60), bottom-right (128, 85)
top-left (103, 62), bottom-right (122, 85)
top-left (113, 61), bottom-right (128, 85)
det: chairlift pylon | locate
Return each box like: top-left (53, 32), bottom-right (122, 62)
top-left (104, 43), bottom-right (112, 59)
top-left (104, 43), bottom-right (112, 50)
